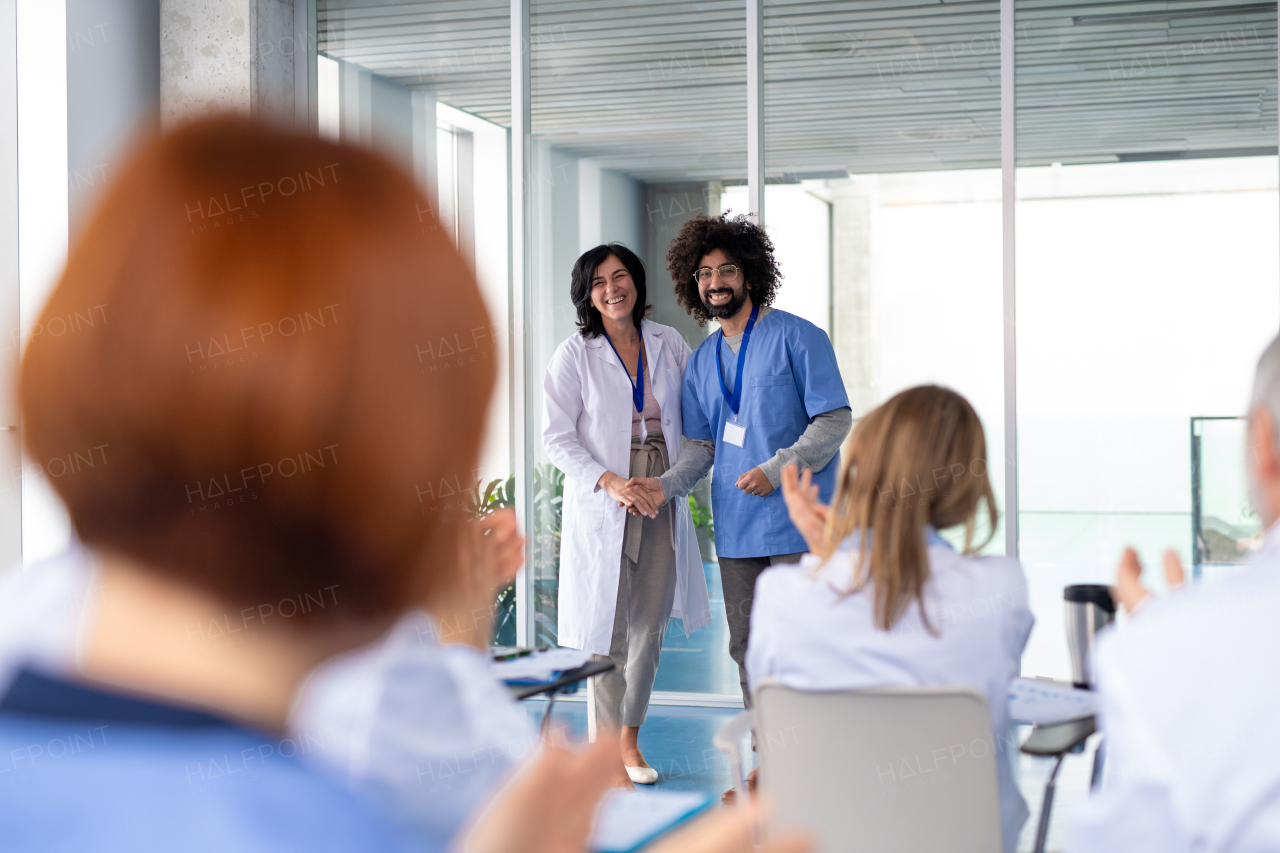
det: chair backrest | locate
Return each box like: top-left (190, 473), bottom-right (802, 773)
top-left (754, 681), bottom-right (1003, 853)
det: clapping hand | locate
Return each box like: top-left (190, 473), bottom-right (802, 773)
top-left (429, 508), bottom-right (524, 650)
top-left (1112, 547), bottom-right (1186, 615)
top-left (780, 462), bottom-right (828, 554)
top-left (620, 476), bottom-right (665, 518)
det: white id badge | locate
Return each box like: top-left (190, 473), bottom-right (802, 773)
top-left (723, 420), bottom-right (746, 447)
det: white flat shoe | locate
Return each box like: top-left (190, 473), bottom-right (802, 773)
top-left (625, 765), bottom-right (658, 785)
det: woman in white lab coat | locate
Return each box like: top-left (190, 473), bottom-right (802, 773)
top-left (754, 385), bottom-right (1034, 853)
top-left (543, 243), bottom-right (711, 785)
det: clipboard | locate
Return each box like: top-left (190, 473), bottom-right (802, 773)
top-left (589, 790), bottom-right (713, 853)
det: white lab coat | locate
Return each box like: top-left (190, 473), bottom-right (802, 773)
top-left (746, 536), bottom-right (1034, 853)
top-left (543, 319), bottom-right (712, 655)
top-left (1070, 523), bottom-right (1280, 853)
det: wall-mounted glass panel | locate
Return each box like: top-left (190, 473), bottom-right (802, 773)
top-left (528, 0), bottom-right (745, 692)
top-left (761, 0), bottom-right (1007, 555)
top-left (1014, 0), bottom-right (1280, 681)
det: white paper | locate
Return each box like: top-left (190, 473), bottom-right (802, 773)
top-left (1008, 678), bottom-right (1097, 726)
top-left (490, 648), bottom-right (593, 683)
top-left (723, 420), bottom-right (746, 447)
top-left (590, 790), bottom-right (710, 853)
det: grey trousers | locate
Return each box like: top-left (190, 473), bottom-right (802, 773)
top-left (718, 552), bottom-right (805, 709)
top-left (587, 436), bottom-right (678, 736)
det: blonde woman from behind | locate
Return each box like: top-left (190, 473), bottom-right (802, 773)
top-left (747, 384), bottom-right (1033, 853)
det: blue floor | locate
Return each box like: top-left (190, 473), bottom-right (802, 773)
top-left (652, 562), bottom-right (741, 696)
top-left (521, 560), bottom-right (749, 802)
top-left (523, 698), bottom-right (751, 800)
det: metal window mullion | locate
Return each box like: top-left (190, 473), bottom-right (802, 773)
top-left (1001, 0), bottom-right (1019, 558)
top-left (511, 0), bottom-right (532, 648)
top-left (747, 0), bottom-right (764, 226)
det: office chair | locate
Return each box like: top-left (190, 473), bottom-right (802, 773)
top-left (717, 682), bottom-right (1004, 853)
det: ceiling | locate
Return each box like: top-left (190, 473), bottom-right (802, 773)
top-left (319, 0), bottom-right (1278, 181)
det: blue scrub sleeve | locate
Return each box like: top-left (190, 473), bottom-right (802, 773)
top-left (788, 324), bottom-right (850, 418)
top-left (682, 355), bottom-right (715, 440)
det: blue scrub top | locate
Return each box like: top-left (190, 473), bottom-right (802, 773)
top-left (682, 308), bottom-right (849, 558)
top-left (0, 669), bottom-right (416, 853)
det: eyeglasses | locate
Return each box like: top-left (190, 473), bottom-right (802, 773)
top-left (693, 264), bottom-right (740, 285)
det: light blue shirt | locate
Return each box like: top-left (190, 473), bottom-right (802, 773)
top-left (0, 669), bottom-right (415, 853)
top-left (682, 308), bottom-right (849, 558)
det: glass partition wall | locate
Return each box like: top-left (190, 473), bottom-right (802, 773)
top-left (527, 0), bottom-right (746, 694)
top-left (758, 0), bottom-right (1007, 555)
top-left (315, 0), bottom-right (1280, 703)
top-left (1014, 0), bottom-right (1279, 680)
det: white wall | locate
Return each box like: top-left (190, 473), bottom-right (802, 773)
top-left (0, 0), bottom-right (19, 569)
top-left (722, 184), bottom-right (832, 335)
top-left (328, 53), bottom-right (435, 188)
top-left (438, 103), bottom-right (510, 487)
top-left (17, 0), bottom-right (70, 567)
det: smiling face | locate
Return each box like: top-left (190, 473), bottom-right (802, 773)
top-left (590, 254), bottom-right (637, 327)
top-left (697, 248), bottom-right (750, 319)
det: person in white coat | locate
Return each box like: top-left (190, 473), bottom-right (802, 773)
top-left (543, 243), bottom-right (712, 785)
top-left (752, 385), bottom-right (1033, 853)
top-left (1069, 333), bottom-right (1280, 852)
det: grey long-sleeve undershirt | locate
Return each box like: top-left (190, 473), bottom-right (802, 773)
top-left (656, 406), bottom-right (854, 502)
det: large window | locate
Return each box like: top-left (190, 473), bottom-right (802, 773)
top-left (319, 0), bottom-right (513, 502)
top-left (1015, 0), bottom-right (1279, 679)
top-left (757, 0), bottom-right (1007, 554)
top-left (525, 0), bottom-right (745, 683)
top-left (315, 0), bottom-right (1279, 705)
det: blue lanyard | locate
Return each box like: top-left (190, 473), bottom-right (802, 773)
top-left (715, 303), bottom-right (760, 417)
top-left (603, 330), bottom-right (645, 413)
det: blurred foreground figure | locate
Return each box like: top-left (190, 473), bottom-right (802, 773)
top-left (6, 115), bottom-right (808, 853)
top-left (12, 114), bottom-right (493, 851)
top-left (1070, 334), bottom-right (1280, 852)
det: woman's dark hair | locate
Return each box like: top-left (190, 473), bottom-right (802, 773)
top-left (666, 213), bottom-right (782, 326)
top-left (570, 243), bottom-right (650, 338)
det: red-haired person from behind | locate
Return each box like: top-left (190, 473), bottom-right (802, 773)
top-left (753, 385), bottom-right (1034, 853)
top-left (5, 116), bottom-right (809, 853)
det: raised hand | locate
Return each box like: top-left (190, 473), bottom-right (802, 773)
top-left (620, 476), bottom-right (665, 518)
top-left (1113, 547), bottom-right (1187, 615)
top-left (780, 462), bottom-right (828, 554)
top-left (431, 508), bottom-right (525, 649)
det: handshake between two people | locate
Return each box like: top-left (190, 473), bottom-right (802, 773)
top-left (597, 466), bottom-right (778, 520)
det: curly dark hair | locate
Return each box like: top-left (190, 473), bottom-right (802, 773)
top-left (665, 213), bottom-right (782, 325)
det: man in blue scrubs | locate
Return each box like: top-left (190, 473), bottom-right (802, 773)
top-left (633, 214), bottom-right (852, 711)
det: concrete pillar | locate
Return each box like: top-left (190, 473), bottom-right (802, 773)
top-left (830, 178), bottom-right (876, 416)
top-left (160, 0), bottom-right (315, 130)
top-left (642, 180), bottom-right (722, 560)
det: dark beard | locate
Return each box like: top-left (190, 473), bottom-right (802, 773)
top-left (702, 287), bottom-right (746, 319)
